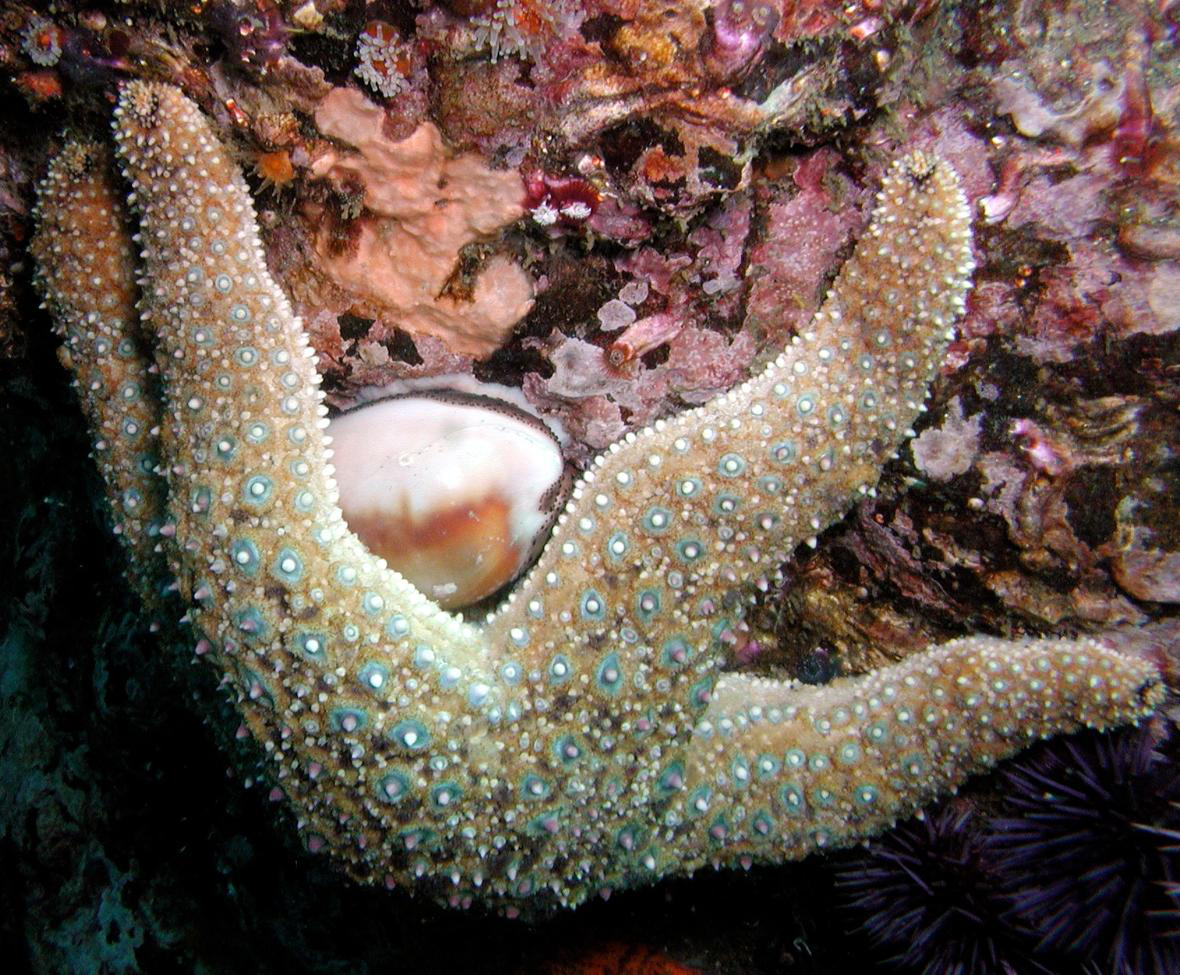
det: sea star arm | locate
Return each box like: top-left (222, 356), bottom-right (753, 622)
top-left (484, 150), bottom-right (978, 695)
top-left (672, 636), bottom-right (1162, 872)
top-left (30, 139), bottom-right (172, 618)
top-left (108, 84), bottom-right (523, 893)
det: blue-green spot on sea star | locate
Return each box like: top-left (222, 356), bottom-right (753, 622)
top-left (30, 82), bottom-right (1163, 916)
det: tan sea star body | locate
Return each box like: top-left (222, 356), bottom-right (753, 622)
top-left (30, 82), bottom-right (1163, 915)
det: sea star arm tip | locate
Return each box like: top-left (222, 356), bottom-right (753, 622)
top-left (30, 137), bottom-right (172, 617)
top-left (681, 634), bottom-right (1163, 869)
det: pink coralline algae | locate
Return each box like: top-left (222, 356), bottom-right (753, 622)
top-left (303, 88), bottom-right (532, 358)
top-left (703, 1), bottom-right (780, 82)
top-left (1011, 418), bottom-right (1071, 478)
top-left (595, 298), bottom-right (636, 332)
top-left (525, 324), bottom-right (757, 453)
top-left (745, 151), bottom-right (866, 343)
top-left (992, 61), bottom-right (1133, 150)
top-left (976, 18), bottom-right (1178, 356)
top-left (910, 398), bottom-right (983, 483)
top-left (423, 0), bottom-right (945, 214)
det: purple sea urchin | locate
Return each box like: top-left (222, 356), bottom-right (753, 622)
top-left (836, 804), bottom-right (1045, 975)
top-left (989, 724), bottom-right (1180, 975)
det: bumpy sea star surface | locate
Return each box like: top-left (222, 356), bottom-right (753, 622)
top-left (30, 82), bottom-right (1163, 915)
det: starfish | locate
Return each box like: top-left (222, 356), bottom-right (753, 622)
top-left (30, 82), bottom-right (1162, 915)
